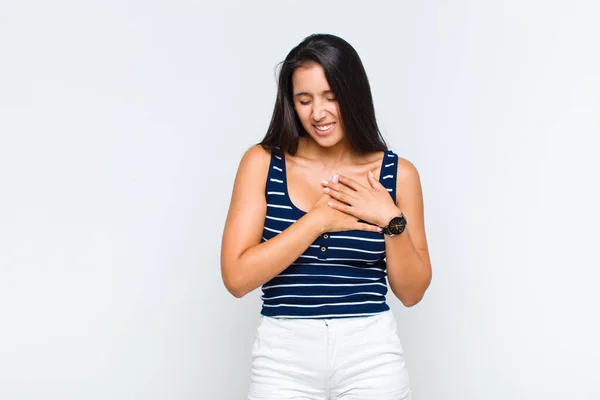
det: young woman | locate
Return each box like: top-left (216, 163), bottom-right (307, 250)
top-left (221, 33), bottom-right (432, 400)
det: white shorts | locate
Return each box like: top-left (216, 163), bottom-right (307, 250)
top-left (248, 310), bottom-right (411, 400)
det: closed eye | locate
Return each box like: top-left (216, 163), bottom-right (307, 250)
top-left (299, 97), bottom-right (336, 106)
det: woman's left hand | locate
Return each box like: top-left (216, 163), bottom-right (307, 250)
top-left (322, 171), bottom-right (402, 228)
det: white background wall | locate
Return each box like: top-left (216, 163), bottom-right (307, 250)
top-left (1, 1), bottom-right (599, 399)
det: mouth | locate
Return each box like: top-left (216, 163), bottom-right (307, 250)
top-left (313, 122), bottom-right (336, 136)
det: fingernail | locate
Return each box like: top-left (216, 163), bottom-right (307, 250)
top-left (327, 201), bottom-right (334, 206)
top-left (369, 170), bottom-right (374, 178)
top-left (377, 227), bottom-right (383, 232)
top-left (332, 174), bottom-right (339, 183)
top-left (321, 180), bottom-right (328, 185)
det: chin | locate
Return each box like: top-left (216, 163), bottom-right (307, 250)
top-left (309, 135), bottom-right (341, 148)
top-left (304, 129), bottom-right (345, 148)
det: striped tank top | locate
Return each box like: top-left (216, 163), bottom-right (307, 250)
top-left (260, 148), bottom-right (399, 319)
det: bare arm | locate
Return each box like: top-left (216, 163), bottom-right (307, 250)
top-left (384, 158), bottom-right (432, 306)
top-left (220, 145), bottom-right (324, 298)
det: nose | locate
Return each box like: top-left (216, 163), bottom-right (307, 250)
top-left (312, 100), bottom-right (327, 121)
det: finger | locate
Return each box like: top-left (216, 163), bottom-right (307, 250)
top-left (328, 174), bottom-right (358, 195)
top-left (324, 186), bottom-right (354, 205)
top-left (315, 192), bottom-right (333, 204)
top-left (336, 174), bottom-right (366, 192)
top-left (324, 180), bottom-right (357, 198)
top-left (367, 170), bottom-right (386, 192)
top-left (327, 199), bottom-right (355, 215)
top-left (356, 222), bottom-right (383, 233)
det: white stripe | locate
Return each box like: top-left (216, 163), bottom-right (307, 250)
top-left (266, 215), bottom-right (297, 223)
top-left (278, 274), bottom-right (381, 281)
top-left (272, 166), bottom-right (283, 171)
top-left (267, 203), bottom-right (292, 209)
top-left (292, 262), bottom-right (384, 272)
top-left (261, 236), bottom-right (268, 241)
top-left (267, 191), bottom-right (285, 195)
top-left (382, 175), bottom-right (393, 180)
top-left (328, 246), bottom-right (386, 254)
top-left (326, 258), bottom-right (380, 263)
top-left (328, 235), bottom-right (384, 243)
top-left (387, 154), bottom-right (394, 158)
top-left (298, 254), bottom-right (379, 264)
top-left (270, 178), bottom-right (283, 183)
top-left (266, 312), bottom-right (382, 319)
top-left (387, 188), bottom-right (393, 192)
top-left (264, 226), bottom-right (282, 234)
top-left (261, 292), bottom-right (384, 300)
top-left (263, 282), bottom-right (386, 290)
top-left (299, 256), bottom-right (380, 264)
top-left (263, 300), bottom-right (385, 308)
top-left (309, 245), bottom-right (320, 248)
top-left (275, 156), bottom-right (282, 160)
top-left (385, 163), bottom-right (394, 167)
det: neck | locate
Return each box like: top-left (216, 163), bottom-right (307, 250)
top-left (298, 137), bottom-right (359, 168)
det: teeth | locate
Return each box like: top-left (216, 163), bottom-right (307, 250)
top-left (315, 123), bottom-right (334, 131)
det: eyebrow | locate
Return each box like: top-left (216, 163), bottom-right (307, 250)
top-left (293, 90), bottom-right (335, 97)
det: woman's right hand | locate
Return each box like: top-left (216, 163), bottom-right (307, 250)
top-left (308, 192), bottom-right (383, 234)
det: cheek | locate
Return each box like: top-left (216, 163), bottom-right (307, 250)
top-left (295, 108), bottom-right (311, 124)
top-left (333, 104), bottom-right (341, 118)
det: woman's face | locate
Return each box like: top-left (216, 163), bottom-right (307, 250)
top-left (292, 63), bottom-right (345, 148)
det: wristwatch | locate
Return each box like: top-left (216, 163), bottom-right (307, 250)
top-left (382, 213), bottom-right (407, 236)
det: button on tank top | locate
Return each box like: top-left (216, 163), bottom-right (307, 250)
top-left (260, 149), bottom-right (399, 319)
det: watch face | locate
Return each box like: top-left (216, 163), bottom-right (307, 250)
top-left (388, 215), bottom-right (407, 235)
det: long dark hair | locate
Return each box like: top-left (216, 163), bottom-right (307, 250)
top-left (259, 33), bottom-right (388, 155)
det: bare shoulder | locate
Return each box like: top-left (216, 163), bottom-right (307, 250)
top-left (395, 156), bottom-right (422, 187)
top-left (240, 144), bottom-right (271, 169)
top-left (235, 144), bottom-right (271, 184)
